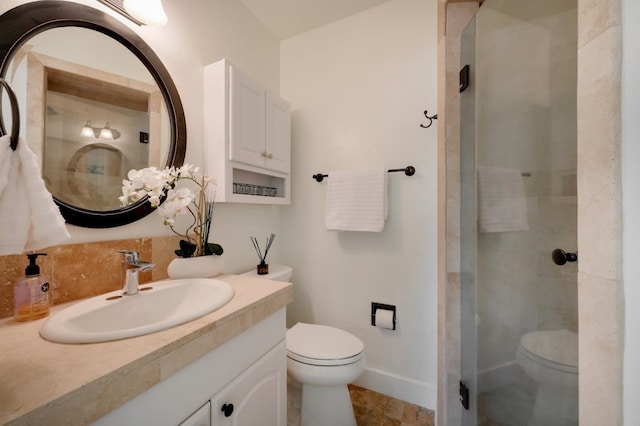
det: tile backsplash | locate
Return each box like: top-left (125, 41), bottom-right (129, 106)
top-left (0, 235), bottom-right (181, 319)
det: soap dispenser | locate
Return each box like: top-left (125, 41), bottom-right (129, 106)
top-left (14, 253), bottom-right (51, 322)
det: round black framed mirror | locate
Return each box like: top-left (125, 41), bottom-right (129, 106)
top-left (0, 1), bottom-right (186, 228)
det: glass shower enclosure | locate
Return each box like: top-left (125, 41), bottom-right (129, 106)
top-left (459, 1), bottom-right (578, 425)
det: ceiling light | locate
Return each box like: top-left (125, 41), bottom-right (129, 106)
top-left (123, 0), bottom-right (168, 26)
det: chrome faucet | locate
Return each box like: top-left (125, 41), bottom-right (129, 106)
top-left (118, 250), bottom-right (154, 296)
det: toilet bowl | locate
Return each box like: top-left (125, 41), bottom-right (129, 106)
top-left (516, 329), bottom-right (578, 425)
top-left (242, 265), bottom-right (366, 426)
top-left (287, 322), bottom-right (365, 426)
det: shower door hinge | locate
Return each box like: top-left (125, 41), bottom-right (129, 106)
top-left (460, 65), bottom-right (470, 93)
top-left (459, 381), bottom-right (470, 410)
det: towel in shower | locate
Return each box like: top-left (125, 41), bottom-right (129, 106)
top-left (477, 166), bottom-right (529, 233)
top-left (0, 135), bottom-right (70, 255)
top-left (324, 168), bottom-right (388, 232)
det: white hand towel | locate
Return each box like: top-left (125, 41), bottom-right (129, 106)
top-left (324, 168), bottom-right (388, 232)
top-left (477, 166), bottom-right (529, 233)
top-left (0, 136), bottom-right (70, 255)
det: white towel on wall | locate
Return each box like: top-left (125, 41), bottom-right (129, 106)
top-left (477, 166), bottom-right (529, 233)
top-left (324, 168), bottom-right (388, 232)
top-left (0, 136), bottom-right (70, 255)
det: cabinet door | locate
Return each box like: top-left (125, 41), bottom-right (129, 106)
top-left (265, 92), bottom-right (290, 174)
top-left (179, 401), bottom-right (211, 426)
top-left (229, 64), bottom-right (266, 168)
top-left (212, 341), bottom-right (286, 426)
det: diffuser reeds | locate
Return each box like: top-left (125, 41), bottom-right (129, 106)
top-left (251, 233), bottom-right (276, 266)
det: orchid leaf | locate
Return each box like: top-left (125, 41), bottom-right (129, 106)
top-left (177, 240), bottom-right (197, 258)
top-left (175, 240), bottom-right (223, 257)
top-left (205, 243), bottom-right (224, 256)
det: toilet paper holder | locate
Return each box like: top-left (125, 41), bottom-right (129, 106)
top-left (371, 302), bottom-right (396, 330)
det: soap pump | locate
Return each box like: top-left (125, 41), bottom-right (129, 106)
top-left (14, 253), bottom-right (51, 322)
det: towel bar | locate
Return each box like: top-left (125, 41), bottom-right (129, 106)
top-left (0, 78), bottom-right (20, 151)
top-left (312, 166), bottom-right (415, 183)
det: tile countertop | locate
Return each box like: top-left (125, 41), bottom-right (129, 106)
top-left (0, 274), bottom-right (293, 426)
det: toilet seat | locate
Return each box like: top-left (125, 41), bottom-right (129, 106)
top-left (519, 329), bottom-right (578, 374)
top-left (288, 350), bottom-right (364, 366)
top-left (287, 323), bottom-right (364, 366)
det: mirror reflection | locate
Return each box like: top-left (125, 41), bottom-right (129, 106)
top-left (6, 27), bottom-right (171, 212)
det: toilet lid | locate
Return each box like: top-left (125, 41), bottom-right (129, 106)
top-left (286, 323), bottom-right (364, 363)
top-left (520, 329), bottom-right (578, 368)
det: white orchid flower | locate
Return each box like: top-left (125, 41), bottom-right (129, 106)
top-left (148, 195), bottom-right (161, 207)
top-left (120, 163), bottom-right (218, 257)
top-left (158, 187), bottom-right (194, 218)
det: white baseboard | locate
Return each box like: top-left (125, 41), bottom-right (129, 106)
top-left (353, 367), bottom-right (436, 410)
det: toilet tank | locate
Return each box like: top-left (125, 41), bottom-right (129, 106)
top-left (241, 264), bottom-right (292, 282)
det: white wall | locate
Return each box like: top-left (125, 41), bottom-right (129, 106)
top-left (622, 0), bottom-right (640, 424)
top-left (2, 0), bottom-right (440, 410)
top-left (0, 0), bottom-right (285, 275)
top-left (280, 0), bottom-right (438, 408)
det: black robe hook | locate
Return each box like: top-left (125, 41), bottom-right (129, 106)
top-left (420, 110), bottom-right (438, 129)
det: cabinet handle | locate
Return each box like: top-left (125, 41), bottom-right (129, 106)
top-left (552, 248), bottom-right (578, 265)
top-left (221, 403), bottom-right (234, 417)
top-left (266, 152), bottom-right (273, 159)
top-left (261, 151), bottom-right (268, 158)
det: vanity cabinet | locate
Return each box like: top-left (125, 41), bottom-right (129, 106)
top-left (94, 309), bottom-right (287, 426)
top-left (211, 341), bottom-right (286, 425)
top-left (204, 58), bottom-right (291, 205)
top-left (179, 402), bottom-right (211, 426)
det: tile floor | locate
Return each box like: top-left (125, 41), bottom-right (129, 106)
top-left (287, 382), bottom-right (434, 426)
top-left (348, 384), bottom-right (435, 426)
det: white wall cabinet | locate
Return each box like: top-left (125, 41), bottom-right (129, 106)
top-left (94, 309), bottom-right (287, 426)
top-left (204, 58), bottom-right (291, 204)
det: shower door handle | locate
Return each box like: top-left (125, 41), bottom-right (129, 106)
top-left (552, 248), bottom-right (578, 265)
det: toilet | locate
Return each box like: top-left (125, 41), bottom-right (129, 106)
top-left (516, 329), bottom-right (578, 425)
top-left (242, 264), bottom-right (366, 426)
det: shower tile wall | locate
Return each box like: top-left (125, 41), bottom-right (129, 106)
top-left (438, 2), bottom-right (481, 424)
top-left (438, 2), bottom-right (480, 424)
top-left (577, 0), bottom-right (624, 422)
top-left (474, 4), bottom-right (577, 391)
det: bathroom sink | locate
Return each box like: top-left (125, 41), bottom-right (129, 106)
top-left (40, 278), bottom-right (235, 344)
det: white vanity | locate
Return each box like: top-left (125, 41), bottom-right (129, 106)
top-left (96, 310), bottom-right (286, 425)
top-left (0, 274), bottom-right (292, 426)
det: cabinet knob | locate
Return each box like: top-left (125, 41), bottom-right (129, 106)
top-left (221, 403), bottom-right (234, 417)
top-left (261, 151), bottom-right (268, 158)
top-left (266, 152), bottom-right (273, 159)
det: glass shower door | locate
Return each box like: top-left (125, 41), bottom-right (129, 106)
top-left (460, 1), bottom-right (578, 425)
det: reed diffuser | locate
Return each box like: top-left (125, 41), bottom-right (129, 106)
top-left (250, 233), bottom-right (276, 275)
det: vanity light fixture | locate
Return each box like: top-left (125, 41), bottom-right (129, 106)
top-left (97, 0), bottom-right (167, 26)
top-left (81, 120), bottom-right (98, 138)
top-left (123, 0), bottom-right (168, 26)
top-left (99, 122), bottom-right (115, 139)
top-left (81, 120), bottom-right (121, 140)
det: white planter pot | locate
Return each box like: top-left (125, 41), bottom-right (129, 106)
top-left (167, 255), bottom-right (224, 279)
